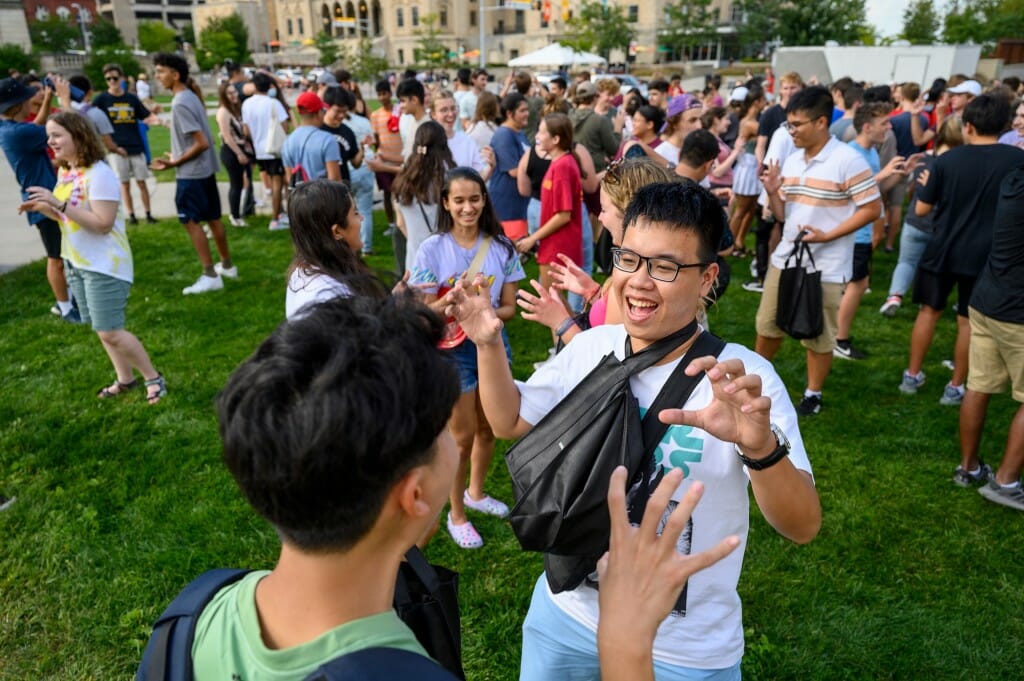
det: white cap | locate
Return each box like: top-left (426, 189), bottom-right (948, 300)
top-left (729, 86), bottom-right (749, 103)
top-left (948, 80), bottom-right (982, 96)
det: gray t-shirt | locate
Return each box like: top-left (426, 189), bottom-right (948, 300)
top-left (80, 104), bottom-right (115, 137)
top-left (171, 88), bottom-right (219, 179)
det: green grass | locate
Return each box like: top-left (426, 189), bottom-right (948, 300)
top-left (1, 216), bottom-right (1023, 679)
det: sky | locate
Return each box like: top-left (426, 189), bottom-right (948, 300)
top-left (867, 0), bottom-right (911, 38)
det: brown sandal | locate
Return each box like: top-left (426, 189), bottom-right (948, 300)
top-left (97, 378), bottom-right (138, 399)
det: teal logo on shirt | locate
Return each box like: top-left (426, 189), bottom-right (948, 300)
top-left (640, 408), bottom-right (704, 476)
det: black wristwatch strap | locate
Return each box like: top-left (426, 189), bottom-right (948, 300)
top-left (736, 427), bottom-right (790, 471)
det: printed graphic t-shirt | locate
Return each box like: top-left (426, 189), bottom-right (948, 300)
top-left (410, 232), bottom-right (525, 308)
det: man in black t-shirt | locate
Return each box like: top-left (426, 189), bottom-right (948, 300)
top-left (755, 72), bottom-right (802, 166)
top-left (957, 166), bottom-right (1024, 510)
top-left (92, 63), bottom-right (160, 224)
top-left (320, 86), bottom-right (361, 186)
top-left (900, 95), bottom-right (1024, 407)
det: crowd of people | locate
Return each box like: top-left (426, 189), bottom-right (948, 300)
top-left (3, 55), bottom-right (1024, 679)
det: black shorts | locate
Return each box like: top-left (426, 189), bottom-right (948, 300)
top-left (912, 267), bottom-right (975, 318)
top-left (175, 175), bottom-right (222, 225)
top-left (256, 157), bottom-right (285, 176)
top-left (851, 242), bottom-right (872, 282)
top-left (35, 218), bottom-right (62, 259)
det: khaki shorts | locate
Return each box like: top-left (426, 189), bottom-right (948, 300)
top-left (108, 152), bottom-right (150, 182)
top-left (755, 265), bottom-right (843, 354)
top-left (967, 307), bottom-right (1024, 402)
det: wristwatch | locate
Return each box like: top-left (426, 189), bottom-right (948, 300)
top-left (735, 423), bottom-right (790, 471)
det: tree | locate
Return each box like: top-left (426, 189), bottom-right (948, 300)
top-left (661, 0), bottom-right (720, 62)
top-left (29, 15), bottom-right (81, 53)
top-left (138, 20), bottom-right (178, 54)
top-left (413, 13), bottom-right (450, 69)
top-left (349, 36), bottom-right (390, 83)
top-left (0, 44), bottom-right (40, 74)
top-left (313, 30), bottom-right (341, 67)
top-left (563, 0), bottom-right (635, 61)
top-left (90, 19), bottom-right (123, 50)
top-left (197, 13), bottom-right (249, 69)
top-left (900, 0), bottom-right (940, 44)
top-left (85, 46), bottom-right (141, 90)
top-left (735, 0), bottom-right (867, 49)
top-left (942, 0), bottom-right (1024, 50)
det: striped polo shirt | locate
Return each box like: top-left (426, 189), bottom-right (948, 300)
top-left (770, 136), bottom-right (879, 283)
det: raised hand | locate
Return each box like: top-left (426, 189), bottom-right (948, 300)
top-left (517, 278), bottom-right (572, 330)
top-left (549, 253), bottom-right (598, 297)
top-left (445, 278), bottom-right (503, 346)
top-left (658, 357), bottom-right (774, 456)
top-left (760, 160), bottom-right (782, 195)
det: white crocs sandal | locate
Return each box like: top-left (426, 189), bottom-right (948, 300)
top-left (463, 490), bottom-right (510, 518)
top-left (447, 513), bottom-right (483, 549)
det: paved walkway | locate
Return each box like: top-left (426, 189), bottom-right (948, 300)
top-left (0, 157), bottom-right (230, 273)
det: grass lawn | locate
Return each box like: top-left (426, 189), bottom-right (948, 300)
top-left (1, 211), bottom-right (1023, 679)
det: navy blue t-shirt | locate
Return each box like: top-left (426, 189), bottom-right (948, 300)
top-left (890, 111), bottom-right (928, 159)
top-left (488, 125), bottom-right (530, 222)
top-left (0, 118), bottom-right (57, 225)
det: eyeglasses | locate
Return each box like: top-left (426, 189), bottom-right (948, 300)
top-left (105, 76), bottom-right (120, 82)
top-left (785, 118), bottom-right (817, 133)
top-left (611, 247), bottom-right (709, 283)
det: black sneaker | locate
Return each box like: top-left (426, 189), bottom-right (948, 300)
top-left (796, 393), bottom-right (823, 416)
top-left (128, 214), bottom-right (139, 225)
top-left (146, 213), bottom-right (158, 224)
top-left (833, 339), bottom-right (867, 360)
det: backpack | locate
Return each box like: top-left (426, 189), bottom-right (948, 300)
top-left (289, 128), bottom-right (317, 189)
top-left (136, 549), bottom-right (463, 681)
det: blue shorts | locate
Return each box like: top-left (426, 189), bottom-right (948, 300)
top-left (65, 262), bottom-right (131, 332)
top-left (446, 331), bottom-right (512, 393)
top-left (176, 175), bottom-right (222, 224)
top-left (520, 575), bottom-right (742, 681)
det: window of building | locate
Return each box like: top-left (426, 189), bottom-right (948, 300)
top-left (469, 10), bottom-right (476, 26)
top-left (396, 7), bottom-right (403, 27)
top-left (514, 10), bottom-right (524, 32)
top-left (627, 5), bottom-right (638, 22)
top-left (298, 17), bottom-right (304, 33)
top-left (398, 48), bottom-right (405, 64)
top-left (411, 6), bottom-right (418, 26)
top-left (440, 7), bottom-right (447, 26)
top-left (730, 4), bottom-right (744, 24)
top-left (287, 18), bottom-right (293, 34)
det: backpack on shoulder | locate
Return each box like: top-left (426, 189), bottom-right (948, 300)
top-left (136, 547), bottom-right (463, 680)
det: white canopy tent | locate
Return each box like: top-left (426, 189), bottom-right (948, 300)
top-left (507, 42), bottom-right (606, 68)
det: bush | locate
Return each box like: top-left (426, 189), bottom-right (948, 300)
top-left (0, 44), bottom-right (40, 75)
top-left (84, 46), bottom-right (142, 90)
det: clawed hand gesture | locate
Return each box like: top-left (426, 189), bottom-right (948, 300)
top-left (549, 253), bottom-right (598, 297)
top-left (445, 276), bottom-right (503, 345)
top-left (658, 357), bottom-right (774, 456)
top-left (516, 279), bottom-right (572, 329)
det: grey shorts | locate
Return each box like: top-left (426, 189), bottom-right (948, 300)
top-left (65, 262), bottom-right (131, 332)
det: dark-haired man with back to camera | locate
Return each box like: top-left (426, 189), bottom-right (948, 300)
top-left (900, 94), bottom-right (1024, 415)
top-left (448, 181), bottom-right (820, 681)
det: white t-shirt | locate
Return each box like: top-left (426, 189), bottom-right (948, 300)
top-left (343, 113), bottom-right (374, 180)
top-left (285, 267), bottom-right (352, 319)
top-left (399, 112), bottom-right (430, 161)
top-left (136, 80), bottom-right (151, 101)
top-left (410, 232), bottom-right (525, 307)
top-left (514, 324), bottom-right (812, 670)
top-left (241, 94), bottom-right (289, 160)
top-left (53, 161), bottom-right (133, 282)
top-left (447, 130), bottom-right (487, 173)
top-left (466, 121), bottom-right (497, 151)
top-left (397, 200), bottom-right (439, 274)
top-left (758, 122), bottom-right (795, 208)
top-left (656, 141), bottom-right (680, 167)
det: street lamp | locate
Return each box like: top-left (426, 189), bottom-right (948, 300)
top-left (478, 0), bottom-right (530, 68)
top-left (70, 3), bottom-right (90, 53)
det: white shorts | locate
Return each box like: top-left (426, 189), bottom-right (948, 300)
top-left (108, 152), bottom-right (150, 182)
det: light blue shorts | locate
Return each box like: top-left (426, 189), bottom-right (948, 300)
top-left (65, 262), bottom-right (131, 332)
top-left (520, 575), bottom-right (742, 681)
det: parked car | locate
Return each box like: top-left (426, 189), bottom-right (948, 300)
top-left (306, 68), bottom-right (326, 83)
top-left (274, 69), bottom-right (302, 88)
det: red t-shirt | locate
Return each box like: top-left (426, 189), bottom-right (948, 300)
top-left (538, 153), bottom-right (583, 266)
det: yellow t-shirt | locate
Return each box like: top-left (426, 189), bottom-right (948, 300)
top-left (53, 160), bottom-right (133, 282)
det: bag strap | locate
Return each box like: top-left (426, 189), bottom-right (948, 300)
top-left (621, 318), bottom-right (700, 375)
top-left (305, 647), bottom-right (459, 680)
top-left (783, 233), bottom-right (818, 271)
top-left (135, 568), bottom-right (251, 681)
top-left (393, 546), bottom-right (461, 668)
top-left (418, 201), bottom-right (436, 234)
top-left (464, 236), bottom-right (493, 280)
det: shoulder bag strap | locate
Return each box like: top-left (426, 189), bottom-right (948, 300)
top-left (621, 319), bottom-right (700, 375)
top-left (418, 201), bottom-right (436, 233)
top-left (464, 236), bottom-right (493, 279)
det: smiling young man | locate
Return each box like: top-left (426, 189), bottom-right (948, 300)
top-left (757, 85), bottom-right (882, 416)
top-left (448, 181), bottom-right (820, 680)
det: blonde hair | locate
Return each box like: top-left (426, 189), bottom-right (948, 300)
top-left (601, 158), bottom-right (676, 212)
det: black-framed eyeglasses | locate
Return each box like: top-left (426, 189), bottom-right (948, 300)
top-left (105, 76), bottom-right (120, 82)
top-left (785, 118), bottom-right (818, 133)
top-left (611, 247), bottom-right (709, 283)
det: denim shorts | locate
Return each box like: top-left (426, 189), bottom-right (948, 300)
top-left (447, 330), bottom-right (512, 393)
top-left (65, 262), bottom-right (131, 331)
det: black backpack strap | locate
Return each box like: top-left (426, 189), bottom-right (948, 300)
top-left (629, 332), bottom-right (727, 524)
top-left (621, 318), bottom-right (700, 374)
top-left (135, 568), bottom-right (251, 681)
top-left (305, 647), bottom-right (460, 680)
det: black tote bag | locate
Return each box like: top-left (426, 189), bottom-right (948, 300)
top-left (776, 236), bottom-right (824, 340)
top-left (393, 547), bottom-right (465, 680)
top-left (505, 327), bottom-right (724, 593)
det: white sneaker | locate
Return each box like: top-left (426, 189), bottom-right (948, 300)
top-left (278, 213), bottom-right (290, 226)
top-left (228, 216), bottom-right (249, 227)
top-left (214, 262), bottom-right (238, 279)
top-left (182, 273), bottom-right (224, 295)
top-left (269, 219), bottom-right (288, 231)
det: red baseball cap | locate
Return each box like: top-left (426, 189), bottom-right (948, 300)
top-left (295, 91), bottom-right (326, 114)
